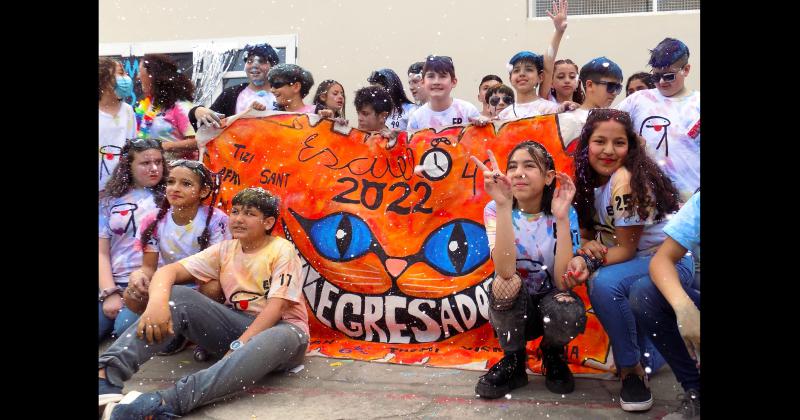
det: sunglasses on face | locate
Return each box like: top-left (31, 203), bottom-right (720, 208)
top-left (168, 159), bottom-right (205, 169)
top-left (270, 80), bottom-right (294, 89)
top-left (650, 70), bottom-right (681, 82)
top-left (489, 95), bottom-right (514, 106)
top-left (126, 138), bottom-right (162, 150)
top-left (591, 80), bottom-right (623, 95)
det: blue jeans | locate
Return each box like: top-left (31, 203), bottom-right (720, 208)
top-left (630, 255), bottom-right (699, 391)
top-left (588, 254), bottom-right (691, 372)
top-left (99, 302), bottom-right (139, 342)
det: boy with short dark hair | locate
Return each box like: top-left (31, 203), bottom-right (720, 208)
top-left (98, 187), bottom-right (309, 419)
top-left (268, 63), bottom-right (316, 113)
top-left (559, 56), bottom-right (625, 151)
top-left (407, 61), bottom-right (428, 106)
top-left (407, 55), bottom-right (488, 130)
top-left (354, 86), bottom-right (395, 132)
top-left (615, 37), bottom-right (699, 202)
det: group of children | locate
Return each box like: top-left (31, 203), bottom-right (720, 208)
top-left (97, 1), bottom-right (700, 417)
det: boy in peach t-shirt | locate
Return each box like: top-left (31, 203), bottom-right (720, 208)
top-left (98, 187), bottom-right (308, 419)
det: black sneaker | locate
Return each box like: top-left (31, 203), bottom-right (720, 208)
top-left (193, 345), bottom-right (211, 362)
top-left (663, 389), bottom-right (700, 419)
top-left (541, 346), bottom-right (575, 394)
top-left (619, 373), bottom-right (654, 412)
top-left (157, 335), bottom-right (189, 356)
top-left (475, 351), bottom-right (529, 399)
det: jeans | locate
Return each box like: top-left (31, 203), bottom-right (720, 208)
top-left (489, 285), bottom-right (587, 353)
top-left (99, 286), bottom-right (309, 415)
top-left (587, 254), bottom-right (691, 372)
top-left (99, 302), bottom-right (139, 342)
top-left (630, 255), bottom-right (700, 391)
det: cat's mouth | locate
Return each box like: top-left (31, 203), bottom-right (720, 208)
top-left (284, 223), bottom-right (493, 344)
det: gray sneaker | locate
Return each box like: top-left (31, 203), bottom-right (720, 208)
top-left (662, 389), bottom-right (700, 419)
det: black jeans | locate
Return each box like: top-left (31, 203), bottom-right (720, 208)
top-left (489, 286), bottom-right (587, 353)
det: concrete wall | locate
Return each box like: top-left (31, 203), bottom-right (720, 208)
top-left (100, 0), bottom-right (699, 116)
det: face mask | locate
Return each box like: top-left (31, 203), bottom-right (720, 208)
top-left (114, 75), bottom-right (133, 100)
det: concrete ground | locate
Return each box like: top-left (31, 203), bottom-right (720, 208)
top-left (99, 340), bottom-right (685, 419)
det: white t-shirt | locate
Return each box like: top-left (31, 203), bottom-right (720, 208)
top-left (386, 102), bottom-right (417, 131)
top-left (484, 201), bottom-right (581, 296)
top-left (497, 98), bottom-right (560, 120)
top-left (236, 86), bottom-right (278, 114)
top-left (591, 167), bottom-right (669, 256)
top-left (407, 99), bottom-right (480, 130)
top-left (557, 108), bottom-right (590, 151)
top-left (615, 89), bottom-right (700, 202)
top-left (99, 103), bottom-right (137, 191)
top-left (99, 188), bottom-right (159, 285)
top-left (137, 206), bottom-right (232, 266)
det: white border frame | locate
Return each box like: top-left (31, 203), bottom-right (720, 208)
top-left (526, 0), bottom-right (700, 20)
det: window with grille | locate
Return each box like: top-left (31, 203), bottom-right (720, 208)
top-left (529, 0), bottom-right (699, 18)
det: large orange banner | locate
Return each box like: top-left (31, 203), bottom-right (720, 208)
top-left (202, 112), bottom-right (614, 376)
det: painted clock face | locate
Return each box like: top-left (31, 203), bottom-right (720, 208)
top-left (419, 148), bottom-right (452, 181)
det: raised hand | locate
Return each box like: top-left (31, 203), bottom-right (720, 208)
top-left (547, 0), bottom-right (569, 33)
top-left (469, 149), bottom-right (513, 206)
top-left (550, 172), bottom-right (575, 220)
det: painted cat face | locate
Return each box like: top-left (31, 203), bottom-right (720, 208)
top-left (204, 114), bottom-right (574, 346)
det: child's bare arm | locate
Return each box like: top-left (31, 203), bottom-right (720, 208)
top-left (539, 0), bottom-right (569, 99)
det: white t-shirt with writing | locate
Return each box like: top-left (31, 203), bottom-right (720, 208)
top-left (591, 167), bottom-right (670, 256)
top-left (615, 89), bottom-right (700, 202)
top-left (386, 102), bottom-right (417, 131)
top-left (497, 98), bottom-right (560, 120)
top-left (407, 99), bottom-right (480, 130)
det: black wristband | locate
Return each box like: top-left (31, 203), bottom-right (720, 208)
top-left (579, 253), bottom-right (603, 274)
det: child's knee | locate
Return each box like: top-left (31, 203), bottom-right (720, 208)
top-left (629, 278), bottom-right (659, 317)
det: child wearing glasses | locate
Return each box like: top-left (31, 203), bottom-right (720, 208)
top-left (559, 56), bottom-right (625, 152)
top-left (484, 84), bottom-right (515, 119)
top-left (498, 0), bottom-right (577, 120)
top-left (124, 160), bottom-right (231, 357)
top-left (406, 55), bottom-right (488, 130)
top-left (615, 38), bottom-right (699, 203)
top-left (469, 143), bottom-right (586, 399)
top-left (99, 188), bottom-right (308, 420)
top-left (478, 74), bottom-right (503, 117)
top-left (190, 43), bottom-right (281, 130)
top-left (99, 139), bottom-right (168, 342)
top-left (267, 63), bottom-right (316, 114)
top-left (368, 68), bottom-right (416, 130)
top-left (571, 109), bottom-right (683, 413)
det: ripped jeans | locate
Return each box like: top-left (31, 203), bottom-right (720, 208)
top-left (488, 278), bottom-right (587, 353)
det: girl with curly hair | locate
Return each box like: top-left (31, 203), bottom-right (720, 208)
top-left (571, 108), bottom-right (683, 413)
top-left (99, 138), bottom-right (167, 342)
